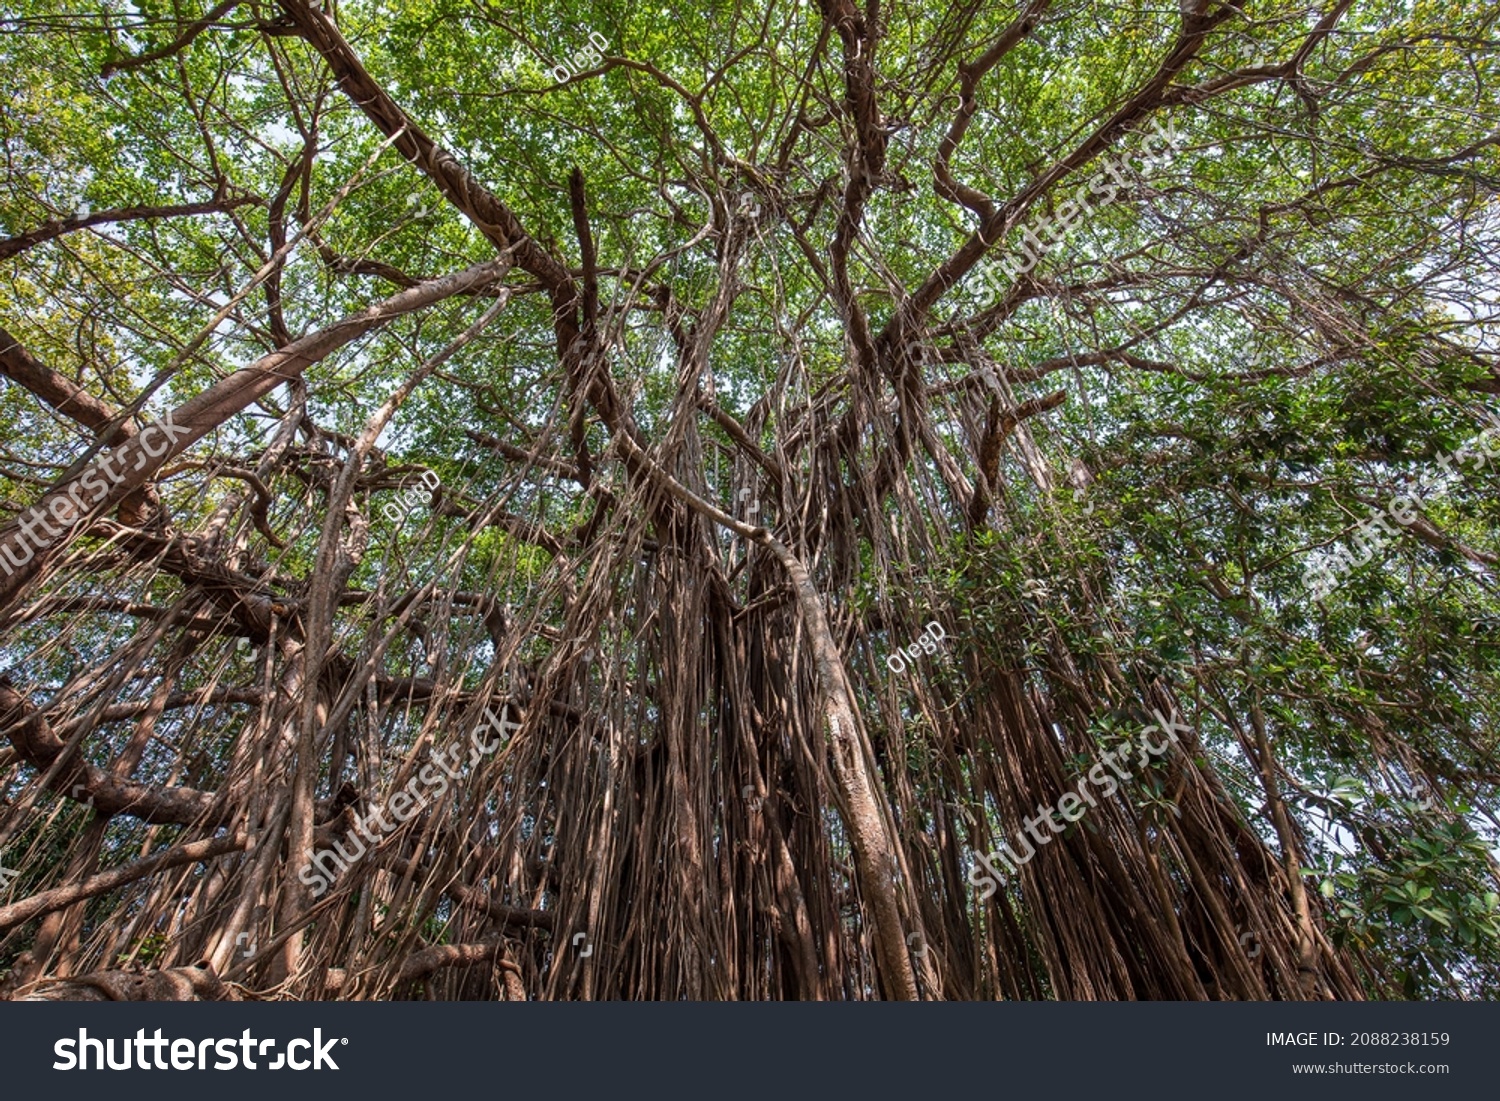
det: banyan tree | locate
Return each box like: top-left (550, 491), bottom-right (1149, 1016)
top-left (1, 0), bottom-right (1497, 1001)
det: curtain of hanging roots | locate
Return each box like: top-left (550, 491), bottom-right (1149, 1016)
top-left (0, 302), bottom-right (1368, 1000)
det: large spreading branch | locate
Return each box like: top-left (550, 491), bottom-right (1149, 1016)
top-left (0, 259), bottom-right (510, 612)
